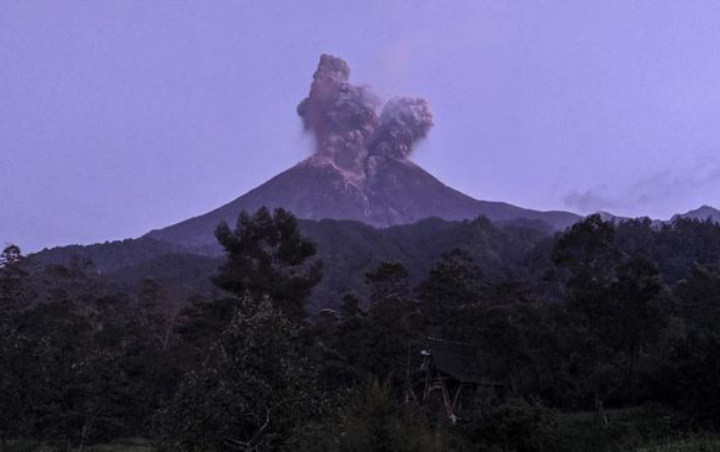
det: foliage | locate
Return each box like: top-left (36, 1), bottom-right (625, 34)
top-left (156, 296), bottom-right (317, 451)
top-left (213, 207), bottom-right (323, 322)
top-left (294, 380), bottom-right (468, 452)
top-left (470, 397), bottom-right (558, 452)
top-left (417, 248), bottom-right (483, 340)
top-left (6, 211), bottom-right (720, 449)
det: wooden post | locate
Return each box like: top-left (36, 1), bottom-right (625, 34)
top-left (440, 377), bottom-right (454, 420)
top-left (452, 384), bottom-right (464, 412)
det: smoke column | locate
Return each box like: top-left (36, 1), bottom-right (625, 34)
top-left (297, 54), bottom-right (433, 175)
top-left (369, 97), bottom-right (433, 159)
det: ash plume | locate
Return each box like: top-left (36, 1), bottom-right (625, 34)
top-left (369, 97), bottom-right (433, 159)
top-left (297, 54), bottom-right (433, 173)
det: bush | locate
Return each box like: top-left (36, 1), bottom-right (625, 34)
top-left (470, 397), bottom-right (558, 452)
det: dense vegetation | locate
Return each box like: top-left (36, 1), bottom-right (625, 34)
top-left (29, 216), bottom-right (553, 311)
top-left (3, 208), bottom-right (720, 450)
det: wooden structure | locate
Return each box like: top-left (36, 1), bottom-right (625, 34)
top-left (417, 337), bottom-right (503, 423)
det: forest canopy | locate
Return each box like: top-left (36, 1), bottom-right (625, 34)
top-left (3, 212), bottom-right (720, 450)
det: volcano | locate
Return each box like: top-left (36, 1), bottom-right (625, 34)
top-left (145, 55), bottom-right (579, 250)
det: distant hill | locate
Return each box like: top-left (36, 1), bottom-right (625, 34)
top-left (673, 205), bottom-right (720, 223)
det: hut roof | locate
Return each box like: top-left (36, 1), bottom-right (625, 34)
top-left (427, 337), bottom-right (490, 384)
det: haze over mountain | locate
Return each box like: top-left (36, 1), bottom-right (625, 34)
top-left (145, 55), bottom-right (579, 250)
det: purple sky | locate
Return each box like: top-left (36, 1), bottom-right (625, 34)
top-left (2, 1), bottom-right (720, 252)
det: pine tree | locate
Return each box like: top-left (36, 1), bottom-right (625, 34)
top-left (213, 207), bottom-right (323, 322)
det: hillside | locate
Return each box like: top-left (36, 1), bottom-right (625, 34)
top-left (144, 156), bottom-right (578, 252)
top-left (31, 216), bottom-right (553, 311)
top-left (674, 205), bottom-right (720, 222)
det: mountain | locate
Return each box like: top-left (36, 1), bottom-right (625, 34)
top-left (673, 205), bottom-right (720, 223)
top-left (144, 55), bottom-right (579, 251)
top-left (144, 155), bottom-right (579, 252)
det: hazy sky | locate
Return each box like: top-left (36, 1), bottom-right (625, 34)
top-left (2, 1), bottom-right (720, 252)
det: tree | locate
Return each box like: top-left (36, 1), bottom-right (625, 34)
top-left (0, 244), bottom-right (22, 267)
top-left (550, 216), bottom-right (671, 407)
top-left (158, 295), bottom-right (316, 451)
top-left (552, 214), bottom-right (620, 293)
top-left (0, 244), bottom-right (27, 318)
top-left (366, 262), bottom-right (409, 306)
top-left (213, 207), bottom-right (323, 322)
top-left (0, 245), bottom-right (29, 449)
top-left (323, 294), bottom-right (372, 387)
top-left (674, 265), bottom-right (720, 332)
top-left (662, 265), bottom-right (720, 421)
top-left (417, 248), bottom-right (482, 340)
top-left (609, 255), bottom-right (665, 393)
top-left (363, 262), bottom-right (417, 381)
top-left (136, 278), bottom-right (173, 351)
top-left (552, 215), bottom-right (623, 407)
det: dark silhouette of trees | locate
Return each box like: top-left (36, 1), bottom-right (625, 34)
top-left (662, 265), bottom-right (720, 421)
top-left (0, 244), bottom-right (27, 317)
top-left (417, 248), bottom-right (482, 340)
top-left (0, 245), bottom-right (27, 450)
top-left (158, 295), bottom-right (316, 451)
top-left (213, 207), bottom-right (323, 322)
top-left (551, 216), bottom-right (667, 408)
top-left (5, 213), bottom-right (720, 449)
top-left (363, 262), bottom-right (417, 381)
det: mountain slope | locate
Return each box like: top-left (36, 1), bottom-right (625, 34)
top-left (674, 205), bottom-right (720, 223)
top-left (144, 155), bottom-right (579, 251)
top-left (38, 217), bottom-right (551, 311)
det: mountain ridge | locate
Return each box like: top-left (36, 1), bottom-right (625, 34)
top-left (673, 205), bottom-right (720, 222)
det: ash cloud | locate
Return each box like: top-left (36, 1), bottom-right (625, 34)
top-left (370, 97), bottom-right (433, 159)
top-left (297, 54), bottom-right (433, 173)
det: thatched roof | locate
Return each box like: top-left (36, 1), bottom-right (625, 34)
top-left (426, 337), bottom-right (490, 384)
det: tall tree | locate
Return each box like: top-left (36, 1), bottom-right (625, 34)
top-left (364, 262), bottom-right (417, 380)
top-left (0, 245), bottom-right (27, 450)
top-left (552, 215), bottom-right (622, 407)
top-left (417, 248), bottom-right (482, 339)
top-left (609, 256), bottom-right (665, 386)
top-left (0, 244), bottom-right (27, 317)
top-left (213, 207), bottom-right (323, 322)
top-left (664, 265), bottom-right (720, 421)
